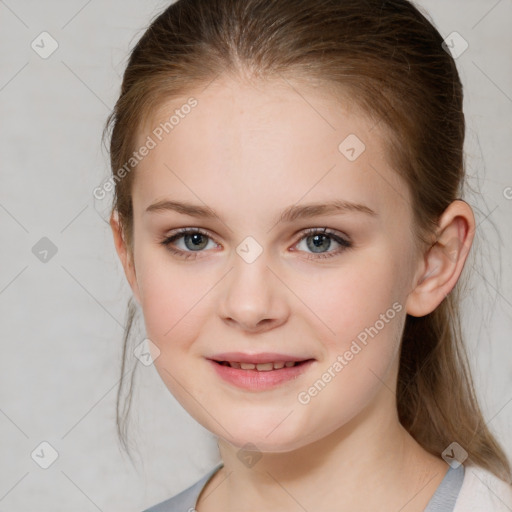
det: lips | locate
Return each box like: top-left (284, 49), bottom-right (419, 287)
top-left (208, 356), bottom-right (315, 391)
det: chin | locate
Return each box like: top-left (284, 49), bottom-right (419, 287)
top-left (224, 436), bottom-right (300, 454)
top-left (216, 419), bottom-right (314, 454)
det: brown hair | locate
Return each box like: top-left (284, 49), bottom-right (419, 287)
top-left (103, 0), bottom-right (511, 481)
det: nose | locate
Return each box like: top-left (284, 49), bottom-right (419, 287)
top-left (217, 251), bottom-right (290, 333)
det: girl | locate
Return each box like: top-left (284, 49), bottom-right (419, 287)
top-left (105, 0), bottom-right (512, 510)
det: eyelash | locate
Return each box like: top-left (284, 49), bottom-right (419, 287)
top-left (159, 227), bottom-right (352, 261)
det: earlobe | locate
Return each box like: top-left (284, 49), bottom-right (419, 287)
top-left (406, 200), bottom-right (475, 317)
top-left (109, 210), bottom-right (142, 305)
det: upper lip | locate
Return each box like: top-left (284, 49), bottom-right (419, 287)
top-left (207, 352), bottom-right (313, 364)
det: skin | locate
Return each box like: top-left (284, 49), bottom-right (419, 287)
top-left (111, 73), bottom-right (475, 511)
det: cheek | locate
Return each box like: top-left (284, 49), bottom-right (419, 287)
top-left (291, 252), bottom-right (406, 398)
top-left (291, 252), bottom-right (403, 350)
top-left (135, 246), bottom-right (205, 349)
top-left (295, 276), bottom-right (404, 440)
top-left (134, 249), bottom-right (210, 408)
top-left (292, 250), bottom-right (406, 421)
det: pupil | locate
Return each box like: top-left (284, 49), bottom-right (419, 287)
top-left (185, 233), bottom-right (208, 251)
top-left (308, 234), bottom-right (330, 253)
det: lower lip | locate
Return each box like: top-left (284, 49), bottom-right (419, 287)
top-left (207, 359), bottom-right (315, 391)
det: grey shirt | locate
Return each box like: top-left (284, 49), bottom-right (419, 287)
top-left (142, 462), bottom-right (465, 512)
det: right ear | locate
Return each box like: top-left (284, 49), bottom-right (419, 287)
top-left (109, 210), bottom-right (141, 305)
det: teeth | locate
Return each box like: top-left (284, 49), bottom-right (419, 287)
top-left (256, 363), bottom-right (274, 371)
top-left (226, 361), bottom-right (299, 370)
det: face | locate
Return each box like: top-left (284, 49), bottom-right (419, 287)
top-left (121, 75), bottom-right (422, 452)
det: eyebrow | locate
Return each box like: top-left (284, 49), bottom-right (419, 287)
top-left (145, 198), bottom-right (377, 224)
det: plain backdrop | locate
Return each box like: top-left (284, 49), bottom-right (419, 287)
top-left (0, 1), bottom-right (511, 511)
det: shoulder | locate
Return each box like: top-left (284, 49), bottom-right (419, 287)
top-left (141, 462), bottom-right (224, 512)
top-left (453, 463), bottom-right (512, 512)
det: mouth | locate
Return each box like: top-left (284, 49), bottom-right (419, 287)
top-left (212, 359), bottom-right (313, 371)
top-left (207, 357), bottom-right (316, 391)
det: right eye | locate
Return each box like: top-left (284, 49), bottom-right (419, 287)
top-left (160, 228), bottom-right (221, 260)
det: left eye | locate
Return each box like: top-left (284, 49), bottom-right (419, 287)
top-left (160, 227), bottom-right (352, 260)
top-left (294, 228), bottom-right (352, 259)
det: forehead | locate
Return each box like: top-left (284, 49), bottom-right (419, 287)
top-left (133, 74), bottom-right (409, 220)
top-left (141, 74), bottom-right (375, 142)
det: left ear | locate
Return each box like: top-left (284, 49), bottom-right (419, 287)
top-left (406, 199), bottom-right (476, 317)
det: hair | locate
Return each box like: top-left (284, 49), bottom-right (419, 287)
top-left (103, 0), bottom-right (511, 482)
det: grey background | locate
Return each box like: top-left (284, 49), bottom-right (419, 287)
top-left (0, 1), bottom-right (511, 511)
